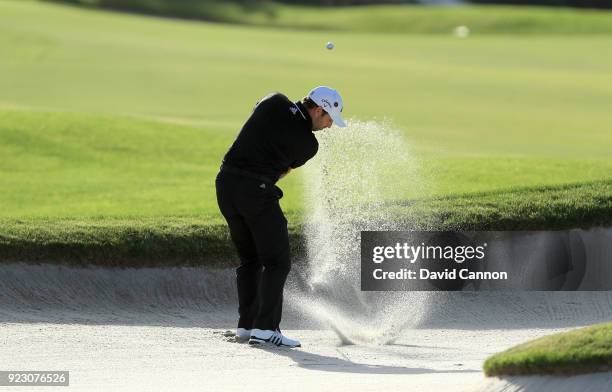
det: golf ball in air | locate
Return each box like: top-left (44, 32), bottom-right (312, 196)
top-left (326, 42), bottom-right (334, 50)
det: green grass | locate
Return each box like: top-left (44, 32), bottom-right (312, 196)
top-left (0, 1), bottom-right (611, 262)
top-left (484, 323), bottom-right (612, 376)
top-left (1, 109), bottom-right (611, 219)
top-left (2, 179), bottom-right (610, 266)
top-left (43, 0), bottom-right (612, 35)
top-left (0, 110), bottom-right (229, 218)
top-left (387, 179), bottom-right (612, 230)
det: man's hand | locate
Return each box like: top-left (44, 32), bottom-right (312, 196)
top-left (279, 167), bottom-right (292, 179)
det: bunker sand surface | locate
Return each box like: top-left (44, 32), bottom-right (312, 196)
top-left (1, 263), bottom-right (612, 391)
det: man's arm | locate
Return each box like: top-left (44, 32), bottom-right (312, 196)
top-left (290, 138), bottom-right (319, 171)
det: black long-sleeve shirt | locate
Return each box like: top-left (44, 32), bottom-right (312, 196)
top-left (222, 92), bottom-right (319, 182)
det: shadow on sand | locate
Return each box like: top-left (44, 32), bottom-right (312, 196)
top-left (249, 344), bottom-right (480, 375)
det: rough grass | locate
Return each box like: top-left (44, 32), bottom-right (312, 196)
top-left (388, 179), bottom-right (612, 231)
top-left (42, 0), bottom-right (612, 35)
top-left (483, 323), bottom-right (612, 376)
top-left (1, 179), bottom-right (610, 266)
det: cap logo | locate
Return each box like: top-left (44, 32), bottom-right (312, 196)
top-left (321, 99), bottom-right (331, 109)
top-left (334, 102), bottom-right (338, 107)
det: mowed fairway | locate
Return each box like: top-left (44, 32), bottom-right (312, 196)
top-left (1, 0), bottom-right (611, 220)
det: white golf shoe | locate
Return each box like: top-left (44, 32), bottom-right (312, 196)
top-left (249, 329), bottom-right (301, 348)
top-left (235, 328), bottom-right (251, 340)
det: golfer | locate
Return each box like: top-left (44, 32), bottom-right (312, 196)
top-left (215, 86), bottom-right (346, 347)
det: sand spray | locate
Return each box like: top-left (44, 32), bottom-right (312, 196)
top-left (287, 120), bottom-right (431, 345)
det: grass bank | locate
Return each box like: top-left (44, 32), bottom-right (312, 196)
top-left (42, 0), bottom-right (612, 35)
top-left (1, 1), bottom-right (611, 264)
top-left (1, 179), bottom-right (610, 266)
top-left (2, 108), bottom-right (611, 219)
top-left (484, 322), bottom-right (612, 376)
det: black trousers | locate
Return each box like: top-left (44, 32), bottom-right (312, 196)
top-left (215, 170), bottom-right (290, 331)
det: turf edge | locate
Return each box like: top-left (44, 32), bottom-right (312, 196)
top-left (483, 323), bottom-right (612, 377)
top-left (0, 179), bottom-right (610, 267)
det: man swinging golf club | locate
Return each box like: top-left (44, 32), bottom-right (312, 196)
top-left (215, 86), bottom-right (346, 348)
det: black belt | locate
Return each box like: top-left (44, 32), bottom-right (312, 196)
top-left (220, 164), bottom-right (276, 184)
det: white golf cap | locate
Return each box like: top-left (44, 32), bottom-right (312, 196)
top-left (308, 86), bottom-right (346, 127)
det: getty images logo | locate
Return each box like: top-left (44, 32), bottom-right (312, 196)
top-left (372, 242), bottom-right (488, 264)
